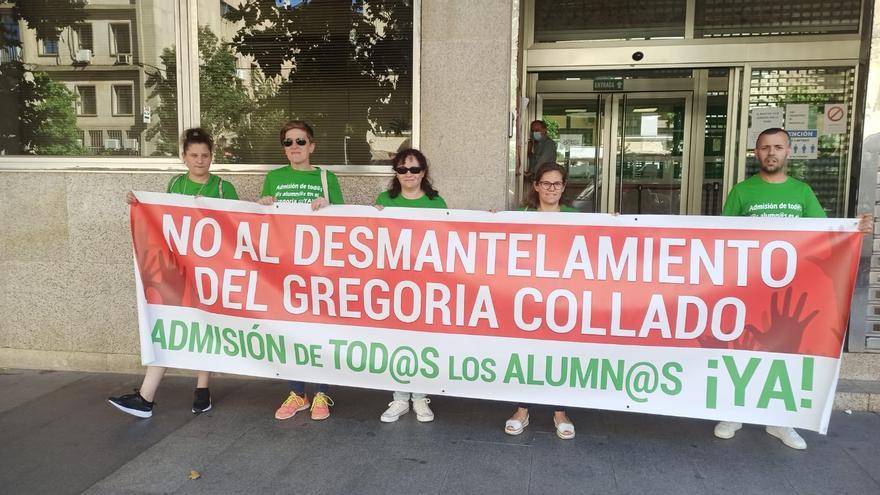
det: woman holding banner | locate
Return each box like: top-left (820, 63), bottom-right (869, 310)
top-left (259, 120), bottom-right (344, 422)
top-left (109, 127), bottom-right (238, 418)
top-left (374, 148), bottom-right (447, 423)
top-left (504, 161), bottom-right (577, 439)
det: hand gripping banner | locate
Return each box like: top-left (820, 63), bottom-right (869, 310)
top-left (130, 192), bottom-right (863, 433)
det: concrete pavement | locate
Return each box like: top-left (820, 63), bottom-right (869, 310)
top-left (1, 368), bottom-right (879, 494)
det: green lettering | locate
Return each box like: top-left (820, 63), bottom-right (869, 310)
top-left (151, 319), bottom-right (167, 348)
top-left (503, 354), bottom-right (525, 384)
top-left (188, 322), bottom-right (214, 353)
top-left (723, 356), bottom-right (760, 407)
top-left (169, 320), bottom-right (188, 351)
top-left (569, 357), bottom-right (598, 388)
top-left (661, 362), bottom-right (683, 395)
top-left (757, 360), bottom-right (797, 411)
top-left (601, 359), bottom-right (623, 390)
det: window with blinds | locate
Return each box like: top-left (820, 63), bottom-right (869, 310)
top-left (195, 0), bottom-right (414, 165)
top-left (0, 0), bottom-right (177, 157)
top-left (534, 0), bottom-right (687, 42)
top-left (695, 0), bottom-right (862, 38)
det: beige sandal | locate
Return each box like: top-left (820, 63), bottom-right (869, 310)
top-left (554, 417), bottom-right (575, 440)
top-left (505, 414), bottom-right (529, 435)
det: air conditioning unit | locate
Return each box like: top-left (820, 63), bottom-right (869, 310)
top-left (75, 49), bottom-right (92, 63)
top-left (115, 53), bottom-right (132, 65)
top-left (124, 138), bottom-right (139, 150)
top-left (104, 139), bottom-right (121, 150)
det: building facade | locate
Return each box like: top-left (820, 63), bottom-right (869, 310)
top-left (0, 0), bottom-right (878, 372)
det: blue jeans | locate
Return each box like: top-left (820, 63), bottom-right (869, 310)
top-left (288, 380), bottom-right (328, 396)
top-left (393, 391), bottom-right (427, 401)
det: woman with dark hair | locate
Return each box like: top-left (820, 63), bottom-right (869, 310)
top-left (504, 161), bottom-right (577, 439)
top-left (261, 120), bottom-right (344, 422)
top-left (110, 127), bottom-right (238, 418)
top-left (375, 148), bottom-right (446, 423)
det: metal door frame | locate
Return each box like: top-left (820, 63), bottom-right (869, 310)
top-left (536, 90), bottom-right (694, 214)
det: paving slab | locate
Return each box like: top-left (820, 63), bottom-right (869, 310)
top-left (1, 369), bottom-right (879, 495)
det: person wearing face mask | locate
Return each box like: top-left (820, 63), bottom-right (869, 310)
top-left (527, 120), bottom-right (558, 179)
top-left (259, 120), bottom-right (344, 423)
top-left (109, 127), bottom-right (238, 418)
top-left (372, 148), bottom-right (447, 423)
top-left (504, 161), bottom-right (577, 440)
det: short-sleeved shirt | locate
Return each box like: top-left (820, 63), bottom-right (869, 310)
top-left (722, 175), bottom-right (826, 218)
top-left (519, 204), bottom-right (578, 212)
top-left (375, 191), bottom-right (447, 209)
top-left (261, 166), bottom-right (344, 204)
top-left (167, 174), bottom-right (238, 200)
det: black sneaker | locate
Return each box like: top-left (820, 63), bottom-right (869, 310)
top-left (192, 387), bottom-right (212, 414)
top-left (108, 389), bottom-right (154, 418)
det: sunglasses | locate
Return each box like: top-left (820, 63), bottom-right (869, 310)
top-left (282, 137), bottom-right (309, 147)
top-left (394, 166), bottom-right (424, 174)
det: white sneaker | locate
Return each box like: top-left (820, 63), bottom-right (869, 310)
top-left (714, 421), bottom-right (742, 439)
top-left (765, 426), bottom-right (807, 450)
top-left (380, 400), bottom-right (409, 423)
top-left (412, 397), bottom-right (434, 422)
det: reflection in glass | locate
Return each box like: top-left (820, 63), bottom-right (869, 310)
top-left (616, 97), bottom-right (686, 215)
top-left (0, 0), bottom-right (177, 157)
top-left (540, 97), bottom-right (603, 212)
top-left (195, 0), bottom-right (414, 165)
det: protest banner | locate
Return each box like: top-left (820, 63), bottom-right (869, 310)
top-left (131, 192), bottom-right (862, 433)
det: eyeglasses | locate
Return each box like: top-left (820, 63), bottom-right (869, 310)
top-left (538, 181), bottom-right (564, 190)
top-left (394, 166), bottom-right (424, 175)
top-left (282, 137), bottom-right (309, 147)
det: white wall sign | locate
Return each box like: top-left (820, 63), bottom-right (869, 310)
top-left (823, 104), bottom-right (848, 135)
top-left (785, 104), bottom-right (810, 129)
top-left (747, 107), bottom-right (784, 147)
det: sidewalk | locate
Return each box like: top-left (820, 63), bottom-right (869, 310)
top-left (2, 368), bottom-right (879, 495)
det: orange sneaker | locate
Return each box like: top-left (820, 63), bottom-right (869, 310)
top-left (310, 392), bottom-right (334, 420)
top-left (274, 392), bottom-right (309, 420)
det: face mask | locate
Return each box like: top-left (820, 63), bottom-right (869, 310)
top-left (531, 132), bottom-right (542, 141)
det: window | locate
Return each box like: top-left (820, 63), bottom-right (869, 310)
top-left (695, 0), bottom-right (861, 38)
top-left (88, 130), bottom-right (103, 151)
top-left (38, 37), bottom-right (59, 56)
top-left (745, 67), bottom-right (856, 217)
top-left (534, 0), bottom-right (687, 42)
top-left (1, 13), bottom-right (21, 63)
top-left (195, 1), bottom-right (414, 165)
top-left (73, 24), bottom-right (93, 52)
top-left (112, 85), bottom-right (134, 115)
top-left (0, 3), bottom-right (177, 157)
top-left (76, 86), bottom-right (97, 115)
top-left (110, 23), bottom-right (131, 55)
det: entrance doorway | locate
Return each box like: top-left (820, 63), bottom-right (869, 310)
top-left (528, 69), bottom-right (732, 215)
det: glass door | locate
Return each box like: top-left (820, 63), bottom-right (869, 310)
top-left (609, 92), bottom-right (692, 214)
top-left (536, 91), bottom-right (693, 214)
top-left (536, 94), bottom-right (607, 212)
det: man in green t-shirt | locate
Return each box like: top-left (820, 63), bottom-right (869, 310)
top-left (715, 127), bottom-right (870, 450)
top-left (722, 128), bottom-right (825, 219)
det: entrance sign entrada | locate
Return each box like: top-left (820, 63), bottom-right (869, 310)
top-left (131, 193), bottom-right (862, 433)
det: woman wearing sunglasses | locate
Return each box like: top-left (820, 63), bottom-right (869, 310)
top-left (374, 148), bottom-right (446, 423)
top-left (504, 161), bottom-right (577, 439)
top-left (259, 120), bottom-right (344, 422)
top-left (109, 127), bottom-right (238, 418)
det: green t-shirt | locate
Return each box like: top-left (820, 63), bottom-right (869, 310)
top-left (375, 191), bottom-right (448, 209)
top-left (167, 174), bottom-right (238, 200)
top-left (722, 175), bottom-right (826, 218)
top-left (261, 166), bottom-right (344, 204)
top-left (519, 204), bottom-right (578, 212)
